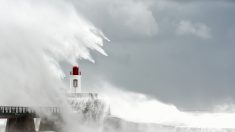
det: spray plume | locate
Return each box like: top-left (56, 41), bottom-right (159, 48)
top-left (0, 0), bottom-right (108, 106)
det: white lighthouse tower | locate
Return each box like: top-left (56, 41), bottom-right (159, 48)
top-left (69, 66), bottom-right (82, 94)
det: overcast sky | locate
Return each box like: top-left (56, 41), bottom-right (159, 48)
top-left (63, 0), bottom-right (235, 111)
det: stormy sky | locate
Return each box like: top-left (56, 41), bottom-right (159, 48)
top-left (63, 0), bottom-right (235, 111)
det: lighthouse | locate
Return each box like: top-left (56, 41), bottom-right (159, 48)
top-left (67, 66), bottom-right (107, 119)
top-left (69, 66), bottom-right (82, 93)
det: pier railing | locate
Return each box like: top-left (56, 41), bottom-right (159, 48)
top-left (0, 106), bottom-right (60, 118)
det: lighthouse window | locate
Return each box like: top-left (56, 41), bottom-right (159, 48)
top-left (73, 79), bottom-right (78, 87)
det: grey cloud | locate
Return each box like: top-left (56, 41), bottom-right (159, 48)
top-left (176, 20), bottom-right (211, 39)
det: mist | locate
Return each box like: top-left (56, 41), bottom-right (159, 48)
top-left (0, 0), bottom-right (107, 106)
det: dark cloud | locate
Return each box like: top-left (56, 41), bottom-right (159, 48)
top-left (66, 0), bottom-right (235, 111)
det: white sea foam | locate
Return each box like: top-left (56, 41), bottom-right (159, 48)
top-left (98, 82), bottom-right (235, 130)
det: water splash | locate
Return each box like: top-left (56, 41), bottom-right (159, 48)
top-left (0, 0), bottom-right (109, 131)
top-left (99, 82), bottom-right (235, 131)
top-left (0, 0), bottom-right (108, 106)
top-left (68, 93), bottom-right (108, 122)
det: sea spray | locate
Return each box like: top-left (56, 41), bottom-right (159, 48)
top-left (0, 0), bottom-right (108, 131)
top-left (98, 82), bottom-right (235, 131)
top-left (0, 0), bottom-right (108, 106)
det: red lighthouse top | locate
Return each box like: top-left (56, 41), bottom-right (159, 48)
top-left (72, 66), bottom-right (81, 75)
